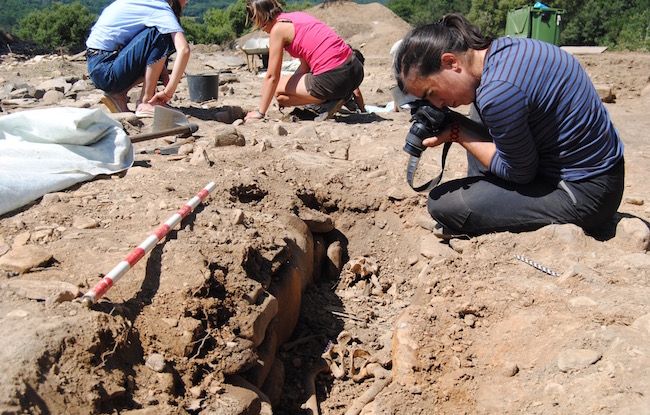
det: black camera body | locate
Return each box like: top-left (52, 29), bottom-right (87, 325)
top-left (402, 100), bottom-right (451, 158)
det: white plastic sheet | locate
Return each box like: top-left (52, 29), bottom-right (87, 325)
top-left (0, 107), bottom-right (134, 216)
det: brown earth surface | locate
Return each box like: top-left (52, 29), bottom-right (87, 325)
top-left (1, 2), bottom-right (649, 414)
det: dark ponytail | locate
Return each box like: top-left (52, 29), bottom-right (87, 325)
top-left (168, 0), bottom-right (183, 22)
top-left (394, 13), bottom-right (492, 91)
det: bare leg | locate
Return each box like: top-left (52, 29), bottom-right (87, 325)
top-left (352, 87), bottom-right (366, 113)
top-left (136, 58), bottom-right (167, 113)
top-left (102, 91), bottom-right (130, 113)
top-left (275, 73), bottom-right (323, 107)
top-left (103, 76), bottom-right (145, 112)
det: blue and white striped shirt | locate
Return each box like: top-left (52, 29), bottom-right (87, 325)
top-left (476, 37), bottom-right (623, 184)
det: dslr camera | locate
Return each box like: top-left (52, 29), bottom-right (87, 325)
top-left (402, 100), bottom-right (451, 158)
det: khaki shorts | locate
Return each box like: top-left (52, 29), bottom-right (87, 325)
top-left (304, 56), bottom-right (364, 101)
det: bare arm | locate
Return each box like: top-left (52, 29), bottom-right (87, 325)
top-left (455, 134), bottom-right (497, 168)
top-left (422, 111), bottom-right (496, 168)
top-left (150, 31), bottom-right (190, 104)
top-left (295, 58), bottom-right (310, 76)
top-left (352, 87), bottom-right (365, 113)
top-left (245, 24), bottom-right (291, 121)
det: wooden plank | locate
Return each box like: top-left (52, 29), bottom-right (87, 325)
top-left (560, 46), bottom-right (608, 55)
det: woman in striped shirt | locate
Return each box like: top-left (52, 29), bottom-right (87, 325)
top-left (394, 13), bottom-right (624, 238)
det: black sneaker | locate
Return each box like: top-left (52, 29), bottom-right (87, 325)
top-left (303, 103), bottom-right (323, 113)
top-left (433, 223), bottom-right (469, 240)
top-left (343, 94), bottom-right (357, 112)
top-left (314, 98), bottom-right (346, 121)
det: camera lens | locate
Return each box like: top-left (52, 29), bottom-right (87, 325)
top-left (402, 103), bottom-right (450, 158)
top-left (402, 122), bottom-right (430, 157)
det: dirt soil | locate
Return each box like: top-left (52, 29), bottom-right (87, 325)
top-left (1, 2), bottom-right (650, 414)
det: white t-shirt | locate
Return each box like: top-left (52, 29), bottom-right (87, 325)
top-left (86, 0), bottom-right (183, 51)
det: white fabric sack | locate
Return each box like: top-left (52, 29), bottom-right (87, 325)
top-left (0, 107), bottom-right (134, 216)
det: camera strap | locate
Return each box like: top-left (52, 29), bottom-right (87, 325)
top-left (406, 141), bottom-right (452, 193)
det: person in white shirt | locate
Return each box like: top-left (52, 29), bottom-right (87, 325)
top-left (85, 0), bottom-right (191, 117)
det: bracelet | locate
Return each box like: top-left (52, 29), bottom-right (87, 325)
top-left (449, 123), bottom-right (460, 142)
top-left (256, 110), bottom-right (265, 119)
top-left (163, 90), bottom-right (173, 99)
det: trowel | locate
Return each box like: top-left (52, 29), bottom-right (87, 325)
top-left (129, 106), bottom-right (199, 143)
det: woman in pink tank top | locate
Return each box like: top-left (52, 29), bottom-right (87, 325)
top-left (244, 0), bottom-right (365, 122)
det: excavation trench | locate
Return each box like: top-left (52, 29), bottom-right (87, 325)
top-left (5, 173), bottom-right (416, 415)
top-left (177, 206), bottom-right (398, 415)
top-left (19, 206), bottom-right (398, 415)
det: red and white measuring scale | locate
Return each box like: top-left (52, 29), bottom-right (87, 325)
top-left (81, 182), bottom-right (216, 307)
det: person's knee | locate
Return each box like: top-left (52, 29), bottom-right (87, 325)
top-left (427, 190), bottom-right (466, 231)
top-left (276, 94), bottom-right (290, 106)
top-left (427, 197), bottom-right (450, 226)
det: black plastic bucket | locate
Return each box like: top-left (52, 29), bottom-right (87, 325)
top-left (187, 72), bottom-right (219, 103)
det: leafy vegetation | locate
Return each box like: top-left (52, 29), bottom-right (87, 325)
top-left (181, 0), bottom-right (316, 45)
top-left (387, 0), bottom-right (472, 26)
top-left (2, 0), bottom-right (647, 52)
top-left (17, 2), bottom-right (96, 52)
top-left (389, 0), bottom-right (649, 50)
top-left (5, 0), bottom-right (317, 52)
top-left (0, 0), bottom-right (383, 33)
top-left (182, 0), bottom-right (249, 45)
top-left (1, 0), bottom-right (110, 32)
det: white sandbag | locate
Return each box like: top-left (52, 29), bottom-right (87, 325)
top-left (0, 107), bottom-right (134, 216)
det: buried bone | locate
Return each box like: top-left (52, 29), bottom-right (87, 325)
top-left (318, 330), bottom-right (392, 415)
top-left (338, 256), bottom-right (382, 294)
top-left (301, 358), bottom-right (330, 415)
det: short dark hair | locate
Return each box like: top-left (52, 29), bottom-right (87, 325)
top-left (167, 0), bottom-right (183, 21)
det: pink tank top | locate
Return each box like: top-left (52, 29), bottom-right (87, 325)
top-left (278, 12), bottom-right (352, 75)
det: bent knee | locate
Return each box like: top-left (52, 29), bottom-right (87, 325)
top-left (276, 94), bottom-right (290, 106)
top-left (427, 197), bottom-right (451, 224)
top-left (427, 191), bottom-right (468, 231)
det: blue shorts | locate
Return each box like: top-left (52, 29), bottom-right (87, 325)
top-left (87, 27), bottom-right (174, 94)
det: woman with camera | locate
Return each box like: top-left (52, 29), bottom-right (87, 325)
top-left (243, 0), bottom-right (364, 122)
top-left (86, 0), bottom-right (191, 117)
top-left (393, 14), bottom-right (624, 238)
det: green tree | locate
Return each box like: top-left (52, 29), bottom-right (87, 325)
top-left (203, 7), bottom-right (236, 44)
top-left (285, 1), bottom-right (314, 12)
top-left (616, 6), bottom-right (650, 50)
top-left (5, 0), bottom-right (648, 52)
top-left (187, 0), bottom-right (248, 45)
top-left (181, 16), bottom-right (210, 44)
top-left (387, 0), bottom-right (471, 26)
top-left (556, 0), bottom-right (649, 49)
top-left (17, 2), bottom-right (96, 52)
top-left (225, 0), bottom-right (248, 37)
top-left (466, 0), bottom-right (500, 36)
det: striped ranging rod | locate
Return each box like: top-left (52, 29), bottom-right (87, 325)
top-left (514, 254), bottom-right (560, 277)
top-left (81, 182), bottom-right (217, 307)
